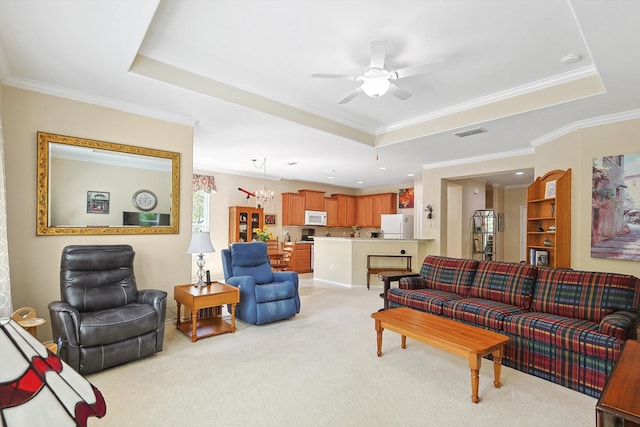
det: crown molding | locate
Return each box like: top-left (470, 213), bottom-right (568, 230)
top-left (3, 75), bottom-right (197, 127)
top-left (530, 108), bottom-right (640, 147)
top-left (380, 65), bottom-right (599, 133)
top-left (423, 147), bottom-right (534, 170)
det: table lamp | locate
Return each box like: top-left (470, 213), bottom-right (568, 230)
top-left (0, 317), bottom-right (107, 426)
top-left (188, 231), bottom-right (215, 288)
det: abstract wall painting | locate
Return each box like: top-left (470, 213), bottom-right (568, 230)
top-left (398, 188), bottom-right (414, 209)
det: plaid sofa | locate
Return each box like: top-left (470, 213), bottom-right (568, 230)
top-left (387, 255), bottom-right (639, 398)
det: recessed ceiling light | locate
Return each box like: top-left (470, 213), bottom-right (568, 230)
top-left (327, 176), bottom-right (335, 180)
top-left (379, 166), bottom-right (387, 170)
top-left (408, 173), bottom-right (415, 177)
top-left (515, 171), bottom-right (524, 176)
top-left (357, 181), bottom-right (363, 184)
top-left (561, 54), bottom-right (581, 64)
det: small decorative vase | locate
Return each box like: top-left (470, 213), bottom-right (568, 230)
top-left (543, 237), bottom-right (553, 247)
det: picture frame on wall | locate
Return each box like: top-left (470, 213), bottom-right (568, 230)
top-left (544, 180), bottom-right (557, 198)
top-left (87, 191), bottom-right (110, 214)
top-left (265, 213), bottom-right (276, 226)
top-left (497, 213), bottom-right (504, 232)
top-left (398, 188), bottom-right (414, 208)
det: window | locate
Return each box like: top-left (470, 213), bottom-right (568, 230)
top-left (192, 190), bottom-right (210, 232)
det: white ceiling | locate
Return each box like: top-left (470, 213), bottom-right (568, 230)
top-left (1, 0), bottom-right (639, 189)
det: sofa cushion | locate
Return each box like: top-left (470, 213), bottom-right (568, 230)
top-left (79, 303), bottom-right (157, 347)
top-left (503, 312), bottom-right (623, 361)
top-left (254, 280), bottom-right (296, 303)
top-left (388, 288), bottom-right (462, 315)
top-left (531, 268), bottom-right (639, 323)
top-left (469, 261), bottom-right (537, 309)
top-left (442, 298), bottom-right (528, 330)
top-left (416, 256), bottom-right (478, 296)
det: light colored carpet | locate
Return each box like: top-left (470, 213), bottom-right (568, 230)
top-left (87, 276), bottom-right (596, 427)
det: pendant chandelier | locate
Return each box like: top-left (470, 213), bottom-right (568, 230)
top-left (252, 157), bottom-right (275, 209)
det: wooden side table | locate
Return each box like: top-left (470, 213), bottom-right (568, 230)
top-left (366, 254), bottom-right (412, 289)
top-left (174, 282), bottom-right (240, 343)
top-left (596, 340), bottom-right (640, 426)
top-left (12, 307), bottom-right (46, 337)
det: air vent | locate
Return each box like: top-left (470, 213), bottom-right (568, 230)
top-left (454, 127), bottom-right (487, 138)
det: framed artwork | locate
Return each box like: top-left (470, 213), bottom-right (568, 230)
top-left (265, 213), bottom-right (277, 226)
top-left (535, 250), bottom-right (549, 266)
top-left (497, 213), bottom-right (504, 232)
top-left (591, 152), bottom-right (640, 261)
top-left (544, 180), bottom-right (557, 198)
top-left (87, 191), bottom-right (110, 214)
top-left (398, 188), bottom-right (414, 208)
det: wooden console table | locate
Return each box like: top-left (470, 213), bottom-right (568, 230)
top-left (596, 340), bottom-right (640, 426)
top-left (366, 254), bottom-right (412, 289)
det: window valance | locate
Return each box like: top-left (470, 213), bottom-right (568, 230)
top-left (193, 174), bottom-right (216, 193)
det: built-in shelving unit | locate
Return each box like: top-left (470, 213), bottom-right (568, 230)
top-left (526, 169), bottom-right (571, 268)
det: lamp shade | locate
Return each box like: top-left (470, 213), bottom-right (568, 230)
top-left (187, 232), bottom-right (215, 254)
top-left (0, 318), bottom-right (107, 426)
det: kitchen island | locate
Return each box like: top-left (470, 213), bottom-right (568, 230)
top-left (312, 237), bottom-right (433, 287)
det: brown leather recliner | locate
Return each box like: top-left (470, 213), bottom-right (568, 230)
top-left (48, 245), bottom-right (167, 374)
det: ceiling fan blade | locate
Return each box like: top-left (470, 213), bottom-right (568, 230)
top-left (388, 82), bottom-right (412, 101)
top-left (390, 59), bottom-right (444, 79)
top-left (311, 73), bottom-right (358, 80)
top-left (338, 86), bottom-right (364, 104)
top-left (370, 40), bottom-right (387, 70)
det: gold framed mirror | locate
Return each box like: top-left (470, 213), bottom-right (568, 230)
top-left (37, 132), bottom-right (180, 235)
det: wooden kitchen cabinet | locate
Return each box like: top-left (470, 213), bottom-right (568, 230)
top-left (229, 206), bottom-right (264, 244)
top-left (325, 197), bottom-right (338, 227)
top-left (372, 192), bottom-right (397, 227)
top-left (292, 242), bottom-right (312, 273)
top-left (356, 196), bottom-right (373, 227)
top-left (332, 194), bottom-right (356, 227)
top-left (299, 189), bottom-right (325, 211)
top-left (282, 193), bottom-right (305, 226)
top-left (354, 193), bottom-right (396, 227)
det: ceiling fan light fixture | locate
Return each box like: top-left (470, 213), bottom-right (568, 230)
top-left (362, 77), bottom-right (390, 98)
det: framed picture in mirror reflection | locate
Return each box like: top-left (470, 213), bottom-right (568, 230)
top-left (87, 191), bottom-right (110, 214)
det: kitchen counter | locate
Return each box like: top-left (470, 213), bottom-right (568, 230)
top-left (312, 237), bottom-right (434, 287)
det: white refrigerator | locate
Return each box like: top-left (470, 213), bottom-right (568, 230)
top-left (381, 214), bottom-right (414, 239)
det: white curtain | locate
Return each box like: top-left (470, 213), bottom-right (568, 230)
top-left (0, 121), bottom-right (12, 318)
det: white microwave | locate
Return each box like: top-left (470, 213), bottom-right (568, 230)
top-left (304, 210), bottom-right (327, 226)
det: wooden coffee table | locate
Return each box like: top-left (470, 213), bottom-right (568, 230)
top-left (371, 307), bottom-right (510, 403)
top-left (174, 282), bottom-right (240, 342)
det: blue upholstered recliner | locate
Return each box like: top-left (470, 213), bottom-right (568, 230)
top-left (221, 241), bottom-right (300, 325)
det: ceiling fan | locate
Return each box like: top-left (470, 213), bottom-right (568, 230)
top-left (312, 40), bottom-right (443, 104)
